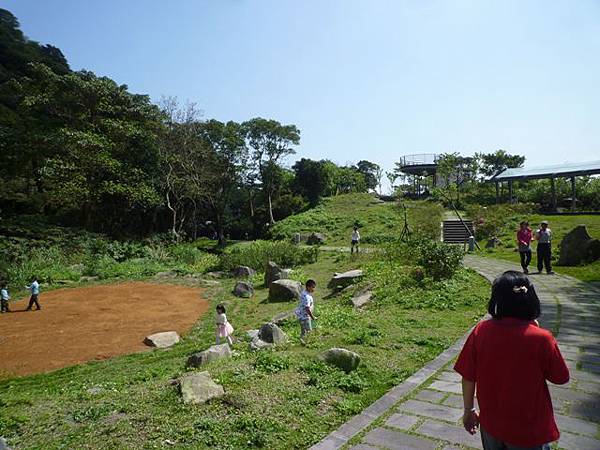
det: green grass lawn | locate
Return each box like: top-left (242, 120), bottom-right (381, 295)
top-left (476, 214), bottom-right (600, 282)
top-left (0, 251), bottom-right (489, 449)
top-left (270, 193), bottom-right (444, 246)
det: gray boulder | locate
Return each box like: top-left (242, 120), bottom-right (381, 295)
top-left (233, 281), bottom-right (254, 298)
top-left (307, 232), bottom-right (326, 245)
top-left (79, 275), bottom-right (99, 283)
top-left (246, 329), bottom-right (260, 341)
top-left (352, 287), bottom-right (373, 308)
top-left (258, 322), bottom-right (288, 344)
top-left (179, 371), bottom-right (224, 404)
top-left (248, 337), bottom-right (273, 351)
top-left (144, 331), bottom-right (180, 348)
top-left (558, 225), bottom-right (600, 266)
top-left (264, 261), bottom-right (291, 287)
top-left (186, 343), bottom-right (232, 368)
top-left (232, 265), bottom-right (256, 278)
top-left (272, 310), bottom-right (296, 325)
top-left (322, 348), bottom-right (361, 373)
top-left (485, 237), bottom-right (501, 249)
top-left (0, 437), bottom-right (10, 450)
top-left (154, 270), bottom-right (178, 278)
top-left (269, 279), bottom-right (302, 301)
top-left (328, 269), bottom-right (364, 290)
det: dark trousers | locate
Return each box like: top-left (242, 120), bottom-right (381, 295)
top-left (26, 294), bottom-right (41, 310)
top-left (537, 243), bottom-right (552, 273)
top-left (519, 250), bottom-right (532, 271)
top-left (0, 299), bottom-right (9, 312)
top-left (481, 427), bottom-right (550, 450)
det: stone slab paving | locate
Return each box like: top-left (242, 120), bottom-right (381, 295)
top-left (311, 255), bottom-right (600, 450)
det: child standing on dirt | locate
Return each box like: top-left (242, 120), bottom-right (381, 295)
top-left (25, 276), bottom-right (41, 311)
top-left (296, 279), bottom-right (317, 340)
top-left (1, 282), bottom-right (10, 313)
top-left (215, 304), bottom-right (234, 346)
top-left (454, 270), bottom-right (569, 449)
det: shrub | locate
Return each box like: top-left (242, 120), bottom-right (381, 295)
top-left (465, 203), bottom-right (538, 240)
top-left (254, 351), bottom-right (290, 374)
top-left (220, 240), bottom-right (318, 271)
top-left (414, 239), bottom-right (464, 280)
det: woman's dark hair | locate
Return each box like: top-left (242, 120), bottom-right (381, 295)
top-left (487, 270), bottom-right (540, 320)
top-left (216, 303), bottom-right (226, 313)
top-left (520, 220), bottom-right (529, 227)
top-left (306, 279), bottom-right (317, 288)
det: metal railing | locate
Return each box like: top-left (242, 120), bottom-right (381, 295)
top-left (398, 154), bottom-right (440, 167)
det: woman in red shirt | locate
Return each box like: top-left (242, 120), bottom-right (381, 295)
top-left (517, 221), bottom-right (533, 274)
top-left (454, 271), bottom-right (569, 450)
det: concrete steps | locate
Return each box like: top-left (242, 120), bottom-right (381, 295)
top-left (442, 220), bottom-right (474, 244)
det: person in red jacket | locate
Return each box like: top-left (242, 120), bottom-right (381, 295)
top-left (516, 220), bottom-right (533, 274)
top-left (454, 270), bottom-right (569, 450)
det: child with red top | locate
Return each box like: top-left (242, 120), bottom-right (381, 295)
top-left (454, 271), bottom-right (569, 450)
top-left (516, 220), bottom-right (533, 274)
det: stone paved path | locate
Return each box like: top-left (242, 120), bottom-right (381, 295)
top-left (311, 255), bottom-right (600, 450)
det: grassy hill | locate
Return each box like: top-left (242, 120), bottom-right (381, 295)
top-left (0, 195), bottom-right (490, 449)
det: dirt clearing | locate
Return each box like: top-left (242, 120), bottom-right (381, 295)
top-left (0, 282), bottom-right (208, 377)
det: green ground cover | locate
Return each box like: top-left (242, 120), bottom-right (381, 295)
top-left (474, 212), bottom-right (600, 282)
top-left (0, 251), bottom-right (488, 449)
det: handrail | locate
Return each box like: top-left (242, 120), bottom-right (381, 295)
top-left (399, 154), bottom-right (440, 167)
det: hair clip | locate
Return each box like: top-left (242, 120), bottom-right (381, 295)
top-left (512, 286), bottom-right (528, 294)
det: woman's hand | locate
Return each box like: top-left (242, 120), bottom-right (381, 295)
top-left (463, 409), bottom-right (479, 435)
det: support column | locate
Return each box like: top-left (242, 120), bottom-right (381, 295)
top-left (495, 182), bottom-right (500, 204)
top-left (508, 180), bottom-right (513, 204)
top-left (550, 177), bottom-right (557, 212)
top-left (571, 176), bottom-right (576, 212)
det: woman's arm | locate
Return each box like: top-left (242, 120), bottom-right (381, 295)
top-left (461, 378), bottom-right (479, 435)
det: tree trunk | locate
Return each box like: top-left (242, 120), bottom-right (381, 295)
top-left (165, 191), bottom-right (178, 238)
top-left (268, 192), bottom-right (275, 224)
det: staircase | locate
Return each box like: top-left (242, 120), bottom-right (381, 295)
top-left (442, 219), bottom-right (474, 244)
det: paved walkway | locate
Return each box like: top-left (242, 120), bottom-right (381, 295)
top-left (311, 255), bottom-right (600, 450)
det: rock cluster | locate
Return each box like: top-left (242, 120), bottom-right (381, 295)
top-left (264, 261), bottom-right (291, 288)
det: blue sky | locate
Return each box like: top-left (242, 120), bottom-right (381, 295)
top-left (5, 0), bottom-right (600, 189)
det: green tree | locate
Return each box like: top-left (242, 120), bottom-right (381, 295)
top-left (292, 158), bottom-right (335, 205)
top-left (476, 150), bottom-right (525, 177)
top-left (356, 160), bottom-right (381, 191)
top-left (243, 118), bottom-right (300, 224)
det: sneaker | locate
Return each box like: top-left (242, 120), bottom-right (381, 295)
top-left (524, 269), bottom-right (529, 274)
top-left (547, 271), bottom-right (555, 275)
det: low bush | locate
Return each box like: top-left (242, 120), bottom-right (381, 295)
top-left (220, 240), bottom-right (318, 271)
top-left (465, 203), bottom-right (538, 240)
top-left (414, 239), bottom-right (464, 280)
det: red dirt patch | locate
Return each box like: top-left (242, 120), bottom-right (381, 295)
top-left (0, 282), bottom-right (208, 377)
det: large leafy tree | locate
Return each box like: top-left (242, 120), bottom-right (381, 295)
top-left (356, 160), bottom-right (381, 191)
top-left (3, 63), bottom-right (164, 232)
top-left (476, 150), bottom-right (525, 177)
top-left (243, 118), bottom-right (300, 224)
top-left (292, 158), bottom-right (335, 205)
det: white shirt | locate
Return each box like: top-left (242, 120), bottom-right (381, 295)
top-left (352, 230), bottom-right (360, 241)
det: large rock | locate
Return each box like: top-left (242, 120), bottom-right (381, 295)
top-left (186, 344), bottom-right (232, 368)
top-left (232, 265), bottom-right (256, 278)
top-left (246, 329), bottom-right (260, 341)
top-left (144, 331), bottom-right (180, 348)
top-left (485, 237), bottom-right (501, 249)
top-left (328, 269), bottom-right (364, 290)
top-left (272, 310), bottom-right (296, 325)
top-left (558, 225), bottom-right (600, 266)
top-left (264, 261), bottom-right (291, 287)
top-left (352, 287), bottom-right (373, 308)
top-left (322, 348), bottom-right (361, 373)
top-left (258, 322), bottom-right (288, 344)
top-left (233, 281), bottom-right (254, 298)
top-left (179, 371), bottom-right (224, 404)
top-left (269, 279), bottom-right (302, 301)
top-left (248, 337), bottom-right (273, 351)
top-left (0, 437), bottom-right (11, 450)
top-left (306, 232), bottom-right (326, 245)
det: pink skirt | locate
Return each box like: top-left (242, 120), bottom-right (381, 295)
top-left (217, 322), bottom-right (234, 338)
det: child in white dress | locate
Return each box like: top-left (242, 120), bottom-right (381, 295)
top-left (215, 304), bottom-right (234, 345)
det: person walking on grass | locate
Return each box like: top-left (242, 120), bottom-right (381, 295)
top-left (535, 220), bottom-right (554, 274)
top-left (517, 220), bottom-right (533, 274)
top-left (454, 271), bottom-right (569, 450)
top-left (1, 282), bottom-right (10, 313)
top-left (296, 279), bottom-right (317, 340)
top-left (350, 226), bottom-right (361, 254)
top-left (25, 276), bottom-right (41, 311)
top-left (215, 303), bottom-right (234, 346)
